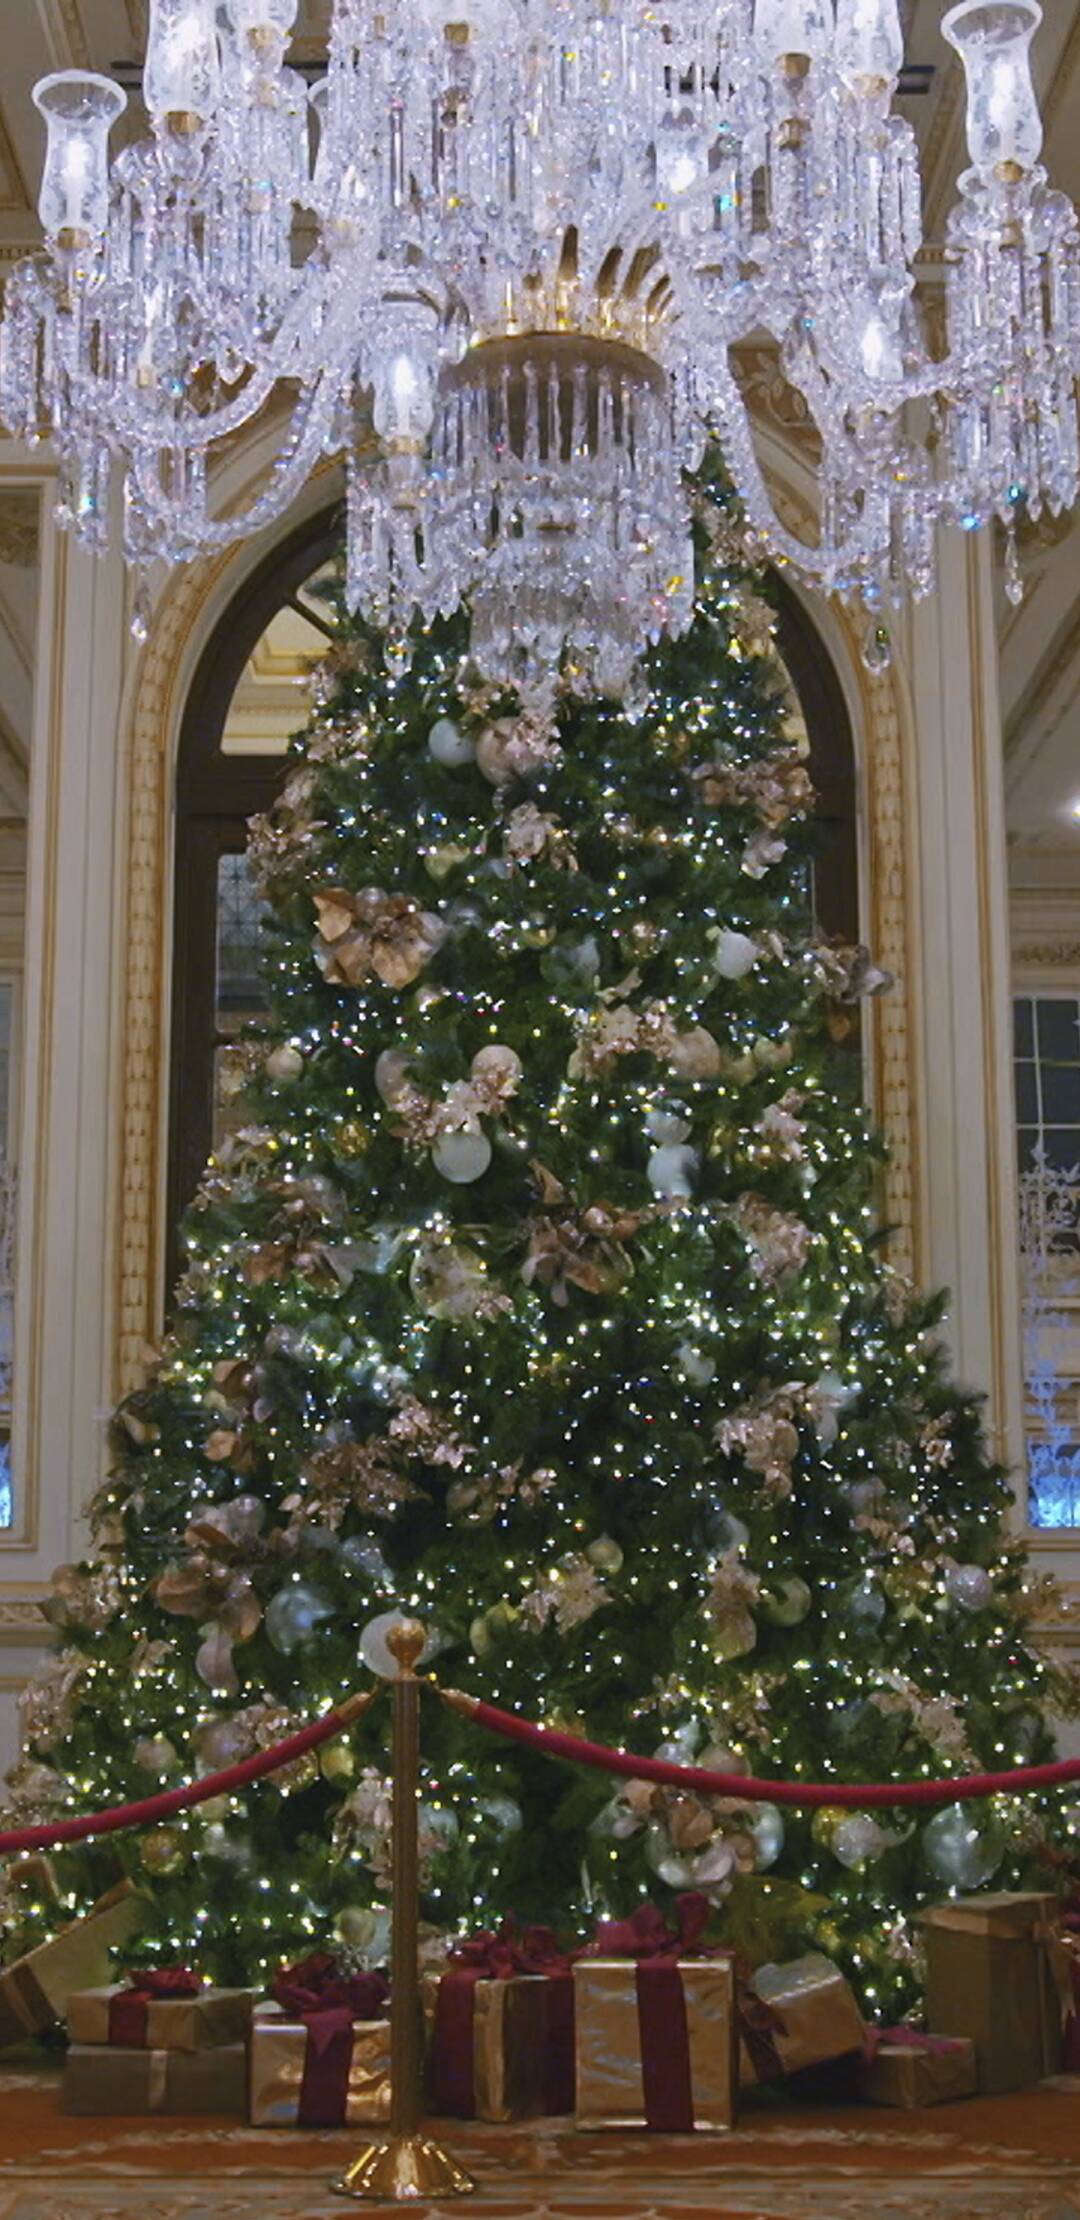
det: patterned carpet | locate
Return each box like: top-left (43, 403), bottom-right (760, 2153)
top-left (3, 2067), bottom-right (1080, 2219)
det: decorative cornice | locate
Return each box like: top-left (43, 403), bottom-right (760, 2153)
top-left (0, 1596), bottom-right (51, 1645)
top-left (1013, 939), bottom-right (1080, 972)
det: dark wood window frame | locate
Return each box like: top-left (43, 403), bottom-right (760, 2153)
top-left (167, 516), bottom-right (859, 1294)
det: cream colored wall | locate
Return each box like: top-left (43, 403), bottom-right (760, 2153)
top-left (0, 427), bottom-right (1067, 1782)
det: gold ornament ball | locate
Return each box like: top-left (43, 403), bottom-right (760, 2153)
top-left (320, 1741), bottom-right (356, 1783)
top-left (810, 1806), bottom-right (847, 1853)
top-left (197, 1795), bottom-right (231, 1823)
top-left (336, 1120), bottom-right (371, 1159)
top-left (140, 1826), bottom-right (188, 1876)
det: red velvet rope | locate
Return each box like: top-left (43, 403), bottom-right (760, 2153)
top-left (451, 1693), bottom-right (1080, 1810)
top-left (0, 1691), bottom-right (378, 1854)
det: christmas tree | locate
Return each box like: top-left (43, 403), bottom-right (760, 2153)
top-left (6, 475), bottom-right (1074, 2015)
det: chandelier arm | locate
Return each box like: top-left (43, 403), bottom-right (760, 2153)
top-left (702, 351), bottom-right (903, 588)
top-left (120, 367), bottom-right (342, 564)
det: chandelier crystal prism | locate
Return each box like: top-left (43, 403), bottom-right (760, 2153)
top-left (1, 0), bottom-right (1078, 694)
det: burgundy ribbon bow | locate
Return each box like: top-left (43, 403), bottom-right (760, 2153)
top-left (434, 1920), bottom-right (578, 2119)
top-left (589, 1892), bottom-right (712, 1963)
top-left (107, 1967), bottom-right (203, 2049)
top-left (272, 1954), bottom-right (390, 2128)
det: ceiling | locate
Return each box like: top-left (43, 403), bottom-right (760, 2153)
top-left (0, 0), bottom-right (1078, 883)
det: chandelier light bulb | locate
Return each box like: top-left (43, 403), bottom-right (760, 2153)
top-left (31, 73), bottom-right (127, 242)
top-left (226, 0), bottom-right (300, 31)
top-left (834, 0), bottom-right (905, 91)
top-left (753, 0), bottom-right (832, 64)
top-left (371, 349), bottom-right (437, 447)
top-left (144, 0), bottom-right (221, 124)
top-left (943, 0), bottom-right (1044, 175)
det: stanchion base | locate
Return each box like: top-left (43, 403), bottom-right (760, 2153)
top-left (332, 2131), bottom-right (475, 2202)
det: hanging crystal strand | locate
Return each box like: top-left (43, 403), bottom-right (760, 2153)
top-left (545, 354), bottom-right (559, 468)
top-left (522, 357), bottom-right (540, 469)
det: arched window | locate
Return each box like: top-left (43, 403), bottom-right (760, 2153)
top-left (168, 512), bottom-right (858, 1290)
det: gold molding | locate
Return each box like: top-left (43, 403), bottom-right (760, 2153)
top-left (37, 0), bottom-right (91, 69)
top-left (116, 547), bottom-right (235, 1393)
top-left (967, 541), bottom-right (1018, 1473)
top-left (1043, 0), bottom-right (1080, 138)
top-left (1003, 594), bottom-right (1080, 761)
top-left (0, 107), bottom-right (31, 217)
top-left (764, 480), bottom-right (918, 1282)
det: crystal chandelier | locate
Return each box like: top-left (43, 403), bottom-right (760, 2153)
top-left (1, 0), bottom-right (1077, 697)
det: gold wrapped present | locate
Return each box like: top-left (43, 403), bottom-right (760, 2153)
top-left (859, 2032), bottom-right (976, 2109)
top-left (249, 1999), bottom-right (391, 2127)
top-left (423, 1967), bottom-right (559, 2121)
top-left (739, 1953), bottom-right (864, 2086)
top-left (573, 1956), bottom-right (736, 2132)
top-left (67, 1978), bottom-right (256, 2051)
top-left (0, 1883), bottom-right (143, 2050)
top-left (920, 1892), bottom-right (1067, 2095)
top-left (63, 2041), bottom-right (247, 2116)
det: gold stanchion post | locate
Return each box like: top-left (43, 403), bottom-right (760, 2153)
top-left (334, 1619), bottom-right (474, 2202)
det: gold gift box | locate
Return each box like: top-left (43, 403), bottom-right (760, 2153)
top-left (422, 1968), bottom-right (551, 2122)
top-left (739, 1953), bottom-right (864, 2086)
top-left (67, 1981), bottom-right (257, 2051)
top-left (573, 1957), bottom-right (736, 2133)
top-left (249, 1999), bottom-right (391, 2127)
top-left (920, 1891), bottom-right (1064, 2095)
top-left (0, 1882), bottom-right (143, 2050)
top-left (859, 2035), bottom-right (976, 2109)
top-left (63, 2041), bottom-right (247, 2116)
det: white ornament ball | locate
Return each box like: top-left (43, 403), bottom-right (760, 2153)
top-left (420, 1801), bottom-right (460, 1850)
top-left (359, 1610), bottom-right (438, 1680)
top-left (750, 1803), bottom-right (785, 1871)
top-left (648, 1143), bottom-right (698, 1200)
top-left (711, 928), bottom-right (759, 980)
top-left (264, 1581), bottom-right (333, 1653)
top-left (266, 1043), bottom-right (304, 1083)
top-left (374, 1048), bottom-right (413, 1104)
top-left (645, 1822), bottom-right (694, 1888)
top-left (831, 1813), bottom-right (894, 1870)
top-left (944, 1563), bottom-right (994, 1613)
top-left (471, 1043), bottom-right (523, 1091)
top-left (195, 1717), bottom-right (255, 1771)
top-left (677, 1342), bottom-right (716, 1387)
top-left (586, 1535), bottom-right (624, 1573)
top-left (133, 1735), bottom-right (180, 1777)
top-left (922, 1803), bottom-right (1005, 1890)
top-left (478, 1794), bottom-right (524, 1839)
top-left (852, 1581), bottom-right (886, 1627)
top-left (475, 727), bottom-right (514, 785)
top-left (432, 1129), bottom-right (493, 1184)
top-left (428, 717), bottom-right (475, 768)
top-left (336, 1905), bottom-right (392, 1965)
top-left (760, 1575), bottom-right (812, 1627)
